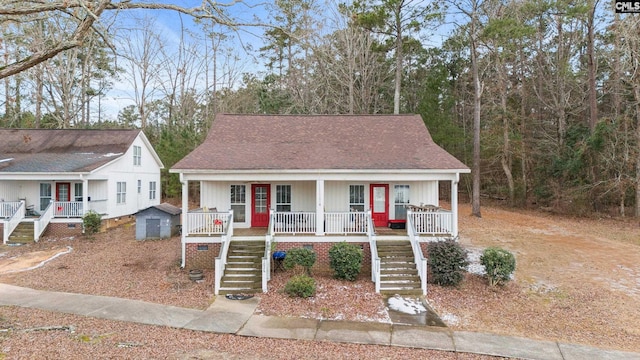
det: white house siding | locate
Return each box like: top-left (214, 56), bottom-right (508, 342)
top-left (198, 179), bottom-right (441, 225)
top-left (0, 182), bottom-right (20, 202)
top-left (90, 135), bottom-right (161, 219)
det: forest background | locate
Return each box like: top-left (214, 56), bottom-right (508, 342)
top-left (1, 0), bottom-right (639, 218)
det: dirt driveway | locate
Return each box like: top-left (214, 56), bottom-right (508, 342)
top-left (427, 203), bottom-right (640, 352)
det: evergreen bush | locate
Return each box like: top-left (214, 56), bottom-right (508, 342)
top-left (480, 247), bottom-right (516, 286)
top-left (427, 239), bottom-right (469, 286)
top-left (284, 274), bottom-right (316, 298)
top-left (329, 242), bottom-right (363, 281)
top-left (82, 211), bottom-right (102, 236)
top-left (283, 247), bottom-right (316, 275)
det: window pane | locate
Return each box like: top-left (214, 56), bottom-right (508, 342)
top-left (394, 185), bottom-right (409, 220)
top-left (276, 185), bottom-right (291, 212)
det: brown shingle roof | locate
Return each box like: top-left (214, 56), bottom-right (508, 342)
top-left (0, 128), bottom-right (141, 173)
top-left (172, 114), bottom-right (469, 171)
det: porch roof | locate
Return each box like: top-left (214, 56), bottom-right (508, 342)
top-left (0, 129), bottom-right (140, 173)
top-left (172, 114), bottom-right (470, 172)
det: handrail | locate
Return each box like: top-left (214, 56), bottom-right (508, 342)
top-left (366, 210), bottom-right (380, 293)
top-left (407, 210), bottom-right (427, 295)
top-left (262, 209), bottom-right (275, 293)
top-left (34, 202), bottom-right (54, 242)
top-left (3, 201), bottom-right (25, 244)
top-left (214, 210), bottom-right (234, 295)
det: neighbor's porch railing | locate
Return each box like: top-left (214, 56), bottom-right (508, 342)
top-left (214, 210), bottom-right (234, 295)
top-left (1, 201), bottom-right (23, 218)
top-left (407, 210), bottom-right (427, 295)
top-left (3, 201), bottom-right (25, 244)
top-left (410, 209), bottom-right (453, 235)
top-left (53, 201), bottom-right (83, 218)
top-left (186, 210), bottom-right (230, 236)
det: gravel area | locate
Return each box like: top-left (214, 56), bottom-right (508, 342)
top-left (1, 202), bottom-right (639, 357)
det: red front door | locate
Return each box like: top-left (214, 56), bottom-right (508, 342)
top-left (56, 183), bottom-right (70, 201)
top-left (370, 184), bottom-right (389, 227)
top-left (251, 184), bottom-right (270, 227)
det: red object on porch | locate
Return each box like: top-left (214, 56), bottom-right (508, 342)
top-left (387, 219), bottom-right (406, 229)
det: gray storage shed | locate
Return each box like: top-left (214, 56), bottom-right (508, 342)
top-left (135, 203), bottom-right (181, 240)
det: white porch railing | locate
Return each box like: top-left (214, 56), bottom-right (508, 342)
top-left (54, 201), bottom-right (83, 218)
top-left (214, 211), bottom-right (234, 295)
top-left (186, 211), bottom-right (229, 236)
top-left (272, 211), bottom-right (316, 234)
top-left (263, 212), bottom-right (275, 293)
top-left (3, 201), bottom-right (25, 244)
top-left (411, 210), bottom-right (453, 235)
top-left (367, 210), bottom-right (381, 293)
top-left (1, 201), bottom-right (23, 218)
top-left (325, 212), bottom-right (368, 234)
top-left (407, 210), bottom-right (427, 295)
top-left (34, 202), bottom-right (54, 242)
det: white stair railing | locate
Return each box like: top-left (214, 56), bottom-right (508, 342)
top-left (367, 210), bottom-right (380, 293)
top-left (3, 201), bottom-right (25, 244)
top-left (407, 210), bottom-right (427, 295)
top-left (34, 202), bottom-right (54, 241)
top-left (214, 210), bottom-right (234, 295)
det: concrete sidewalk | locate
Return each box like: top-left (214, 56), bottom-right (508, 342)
top-left (0, 283), bottom-right (638, 360)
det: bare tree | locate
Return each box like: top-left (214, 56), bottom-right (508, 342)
top-left (0, 0), bottom-right (248, 79)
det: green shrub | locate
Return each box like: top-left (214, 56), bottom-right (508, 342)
top-left (427, 239), bottom-right (469, 286)
top-left (82, 211), bottom-right (102, 236)
top-left (283, 247), bottom-right (316, 275)
top-left (480, 247), bottom-right (516, 286)
top-left (284, 274), bottom-right (316, 298)
top-left (329, 242), bottom-right (363, 281)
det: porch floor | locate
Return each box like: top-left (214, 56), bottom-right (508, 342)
top-left (231, 227), bottom-right (408, 237)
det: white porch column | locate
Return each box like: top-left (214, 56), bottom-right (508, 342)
top-left (180, 175), bottom-right (188, 268)
top-left (82, 177), bottom-right (88, 216)
top-left (451, 174), bottom-right (459, 237)
top-left (316, 179), bottom-right (325, 236)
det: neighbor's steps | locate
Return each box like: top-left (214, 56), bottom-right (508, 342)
top-left (377, 240), bottom-right (423, 296)
top-left (218, 240), bottom-right (265, 295)
top-left (7, 222), bottom-right (35, 244)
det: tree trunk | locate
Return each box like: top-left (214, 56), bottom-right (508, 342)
top-left (471, 34), bottom-right (482, 218)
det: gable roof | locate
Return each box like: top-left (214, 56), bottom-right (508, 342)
top-left (0, 128), bottom-right (142, 173)
top-left (172, 114), bottom-right (469, 171)
top-left (136, 203), bottom-right (182, 216)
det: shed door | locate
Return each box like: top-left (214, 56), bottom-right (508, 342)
top-left (370, 184), bottom-right (389, 227)
top-left (251, 184), bottom-right (270, 227)
top-left (146, 219), bottom-right (161, 238)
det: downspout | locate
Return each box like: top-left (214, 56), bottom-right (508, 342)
top-left (180, 174), bottom-right (188, 268)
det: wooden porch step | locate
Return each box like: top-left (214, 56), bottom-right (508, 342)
top-left (7, 222), bottom-right (35, 244)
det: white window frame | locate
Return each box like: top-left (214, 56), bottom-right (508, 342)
top-left (230, 185), bottom-right (246, 223)
top-left (149, 181), bottom-right (157, 200)
top-left (133, 145), bottom-right (141, 166)
top-left (117, 182), bottom-right (127, 204)
top-left (349, 185), bottom-right (365, 212)
top-left (394, 184), bottom-right (410, 220)
top-left (74, 183), bottom-right (83, 202)
top-left (276, 185), bottom-right (292, 212)
top-left (137, 179), bottom-right (142, 194)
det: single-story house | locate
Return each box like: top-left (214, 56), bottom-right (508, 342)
top-left (0, 128), bottom-right (163, 243)
top-left (170, 114), bottom-right (470, 295)
top-left (135, 203), bottom-right (181, 240)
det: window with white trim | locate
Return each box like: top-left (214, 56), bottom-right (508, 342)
top-left (133, 145), bottom-right (141, 166)
top-left (74, 183), bottom-right (83, 202)
top-left (394, 185), bottom-right (410, 220)
top-left (349, 185), bottom-right (365, 212)
top-left (117, 182), bottom-right (127, 204)
top-left (137, 179), bottom-right (142, 194)
top-left (39, 183), bottom-right (52, 212)
top-left (230, 185), bottom-right (246, 222)
top-left (276, 185), bottom-right (291, 212)
top-left (149, 181), bottom-right (157, 200)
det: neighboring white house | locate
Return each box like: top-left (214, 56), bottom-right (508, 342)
top-left (171, 114), bottom-right (470, 296)
top-left (0, 128), bottom-right (163, 243)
